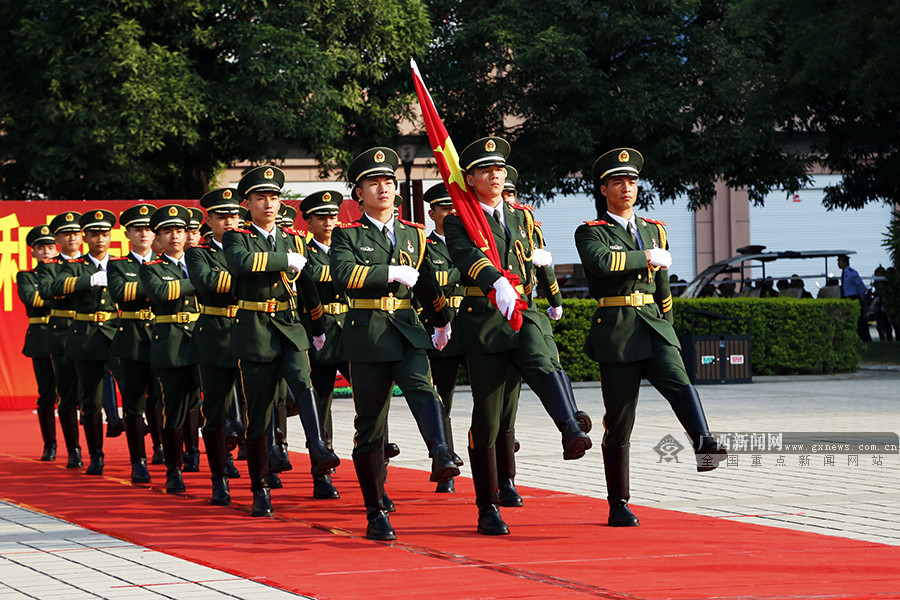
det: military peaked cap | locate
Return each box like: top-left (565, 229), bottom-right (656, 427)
top-left (300, 190), bottom-right (342, 218)
top-left (120, 204), bottom-right (156, 228)
top-left (592, 148), bottom-right (644, 182)
top-left (79, 209), bottom-right (116, 232)
top-left (238, 165), bottom-right (285, 198)
top-left (200, 188), bottom-right (241, 215)
top-left (149, 204), bottom-right (190, 232)
top-left (424, 183), bottom-right (453, 207)
top-left (459, 137), bottom-right (511, 172)
top-left (348, 147), bottom-right (399, 184)
top-left (50, 212), bottom-right (83, 234)
top-left (26, 225), bottom-right (55, 247)
top-left (503, 166), bottom-right (519, 192)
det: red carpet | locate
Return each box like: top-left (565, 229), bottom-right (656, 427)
top-left (2, 409), bottom-right (898, 600)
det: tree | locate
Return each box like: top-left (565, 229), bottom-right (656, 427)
top-left (0, 0), bottom-right (430, 199)
top-left (422, 0), bottom-right (813, 215)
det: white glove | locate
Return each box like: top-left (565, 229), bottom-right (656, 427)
top-left (647, 248), bottom-right (672, 269)
top-left (90, 271), bottom-right (107, 287)
top-left (492, 276), bottom-right (519, 320)
top-left (431, 323), bottom-right (451, 351)
top-left (312, 334), bottom-right (326, 351)
top-left (287, 252), bottom-right (307, 272)
top-left (547, 305), bottom-right (563, 321)
top-left (388, 265), bottom-right (419, 287)
top-left (532, 248), bottom-right (553, 267)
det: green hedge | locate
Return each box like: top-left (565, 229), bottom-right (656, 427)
top-left (536, 297), bottom-right (862, 378)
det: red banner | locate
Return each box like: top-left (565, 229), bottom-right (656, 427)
top-left (0, 198), bottom-right (360, 410)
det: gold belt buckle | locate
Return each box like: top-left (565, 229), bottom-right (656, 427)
top-left (380, 296), bottom-right (396, 312)
top-left (176, 312), bottom-right (190, 324)
top-left (629, 291), bottom-right (644, 307)
top-left (226, 305), bottom-right (238, 318)
top-left (265, 299), bottom-right (278, 313)
top-left (139, 308), bottom-right (153, 320)
top-left (95, 312), bottom-right (107, 323)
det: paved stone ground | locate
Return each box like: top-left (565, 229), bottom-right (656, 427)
top-left (2, 369), bottom-right (897, 598)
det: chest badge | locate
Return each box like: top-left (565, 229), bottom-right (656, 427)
top-left (519, 226), bottom-right (526, 238)
top-left (610, 245), bottom-right (624, 250)
top-left (360, 246), bottom-right (374, 252)
top-left (407, 239), bottom-right (415, 254)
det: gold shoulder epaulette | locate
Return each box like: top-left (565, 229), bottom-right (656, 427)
top-left (338, 222), bottom-right (363, 229)
top-left (144, 259), bottom-right (165, 265)
top-left (398, 218), bottom-right (424, 229)
top-left (583, 219), bottom-right (608, 226)
top-left (511, 203), bottom-right (534, 211)
top-left (642, 217), bottom-right (667, 226)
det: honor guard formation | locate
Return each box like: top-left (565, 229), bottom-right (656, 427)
top-left (19, 142), bottom-right (726, 539)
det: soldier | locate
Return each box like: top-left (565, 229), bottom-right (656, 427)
top-left (186, 188), bottom-right (243, 506)
top-left (186, 207), bottom-right (204, 248)
top-left (277, 203), bottom-right (297, 228)
top-left (108, 204), bottom-right (159, 483)
top-left (331, 147), bottom-right (457, 541)
top-left (18, 226), bottom-right (59, 461)
top-left (56, 210), bottom-right (120, 475)
top-left (420, 183), bottom-right (466, 494)
top-left (443, 137), bottom-right (591, 536)
top-left (181, 206), bottom-right (206, 470)
top-left (141, 205), bottom-right (202, 494)
top-left (36, 211), bottom-right (83, 469)
top-left (298, 190), bottom-right (349, 499)
top-left (223, 165), bottom-right (339, 518)
top-left (574, 148), bottom-right (727, 527)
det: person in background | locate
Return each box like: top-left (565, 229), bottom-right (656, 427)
top-left (837, 254), bottom-right (872, 341)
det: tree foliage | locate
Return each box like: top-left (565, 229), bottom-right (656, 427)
top-left (0, 0), bottom-right (429, 199)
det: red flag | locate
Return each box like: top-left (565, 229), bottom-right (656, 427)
top-left (410, 59), bottom-right (525, 330)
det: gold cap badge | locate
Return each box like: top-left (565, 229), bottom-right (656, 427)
top-left (139, 205), bottom-right (149, 215)
top-left (322, 192), bottom-right (331, 202)
top-left (374, 150), bottom-right (385, 163)
top-left (65, 213), bottom-right (74, 222)
top-left (618, 150), bottom-right (630, 163)
top-left (485, 139), bottom-right (496, 152)
top-left (264, 168), bottom-right (274, 180)
top-left (94, 210), bottom-right (104, 220)
top-left (168, 206), bottom-right (178, 216)
top-left (41, 226), bottom-right (49, 234)
top-left (223, 189), bottom-right (233, 199)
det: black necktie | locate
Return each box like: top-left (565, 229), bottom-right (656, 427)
top-left (627, 222), bottom-right (638, 245)
top-left (179, 262), bottom-right (188, 278)
top-left (493, 209), bottom-right (509, 241)
top-left (383, 226), bottom-right (393, 252)
top-left (267, 234), bottom-right (275, 251)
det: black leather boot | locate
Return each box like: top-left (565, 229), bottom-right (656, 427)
top-left (540, 371), bottom-right (592, 460)
top-left (224, 451), bottom-right (241, 478)
top-left (267, 472), bottom-right (283, 489)
top-left (602, 445), bottom-right (640, 527)
top-left (37, 406), bottom-right (57, 461)
top-left (293, 388), bottom-right (340, 475)
top-left (469, 446), bottom-right (509, 535)
top-left (224, 386), bottom-right (245, 452)
top-left (383, 422), bottom-right (400, 458)
top-left (146, 402), bottom-right (164, 464)
top-left (59, 408), bottom-right (82, 468)
top-left (182, 408), bottom-right (201, 472)
top-left (496, 430), bottom-right (523, 507)
top-left (124, 414), bottom-right (150, 484)
top-left (103, 374), bottom-right (124, 438)
top-left (670, 385), bottom-right (727, 472)
top-left (246, 436), bottom-right (273, 517)
top-left (435, 413), bottom-right (458, 493)
top-left (560, 370), bottom-right (592, 433)
top-left (267, 404), bottom-right (292, 473)
top-left (82, 412), bottom-right (105, 475)
top-left (417, 399), bottom-right (461, 482)
top-left (313, 473), bottom-right (340, 499)
top-left (163, 427), bottom-right (185, 494)
top-left (353, 448), bottom-right (395, 540)
top-left (204, 428), bottom-right (230, 506)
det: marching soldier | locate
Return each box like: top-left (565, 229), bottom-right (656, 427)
top-left (331, 147), bottom-right (457, 541)
top-left (185, 207), bottom-right (204, 248)
top-left (18, 226), bottom-right (59, 461)
top-left (186, 188), bottom-right (243, 506)
top-left (141, 205), bottom-right (201, 494)
top-left (181, 206), bottom-right (206, 470)
top-left (57, 210), bottom-right (121, 475)
top-left (574, 148), bottom-right (726, 527)
top-left (443, 137), bottom-right (591, 535)
top-left (108, 204), bottom-right (160, 483)
top-left (36, 211), bottom-right (84, 469)
top-left (223, 165), bottom-right (339, 518)
top-left (298, 190), bottom-right (349, 499)
top-left (420, 183), bottom-right (466, 494)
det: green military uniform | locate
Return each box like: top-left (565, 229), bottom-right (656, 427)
top-left (223, 165), bottom-right (338, 517)
top-left (58, 210), bottom-right (120, 475)
top-left (18, 226), bottom-right (58, 461)
top-left (36, 212), bottom-right (83, 468)
top-left (443, 137), bottom-right (591, 535)
top-left (299, 190), bottom-right (349, 499)
top-left (141, 204), bottom-right (201, 494)
top-left (186, 188), bottom-right (242, 506)
top-left (574, 147), bottom-right (726, 527)
top-left (331, 147), bottom-right (457, 541)
top-left (109, 204), bottom-right (160, 483)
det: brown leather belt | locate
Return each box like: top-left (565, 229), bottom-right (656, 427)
top-left (28, 316), bottom-right (50, 324)
top-left (50, 309), bottom-right (76, 319)
top-left (120, 309), bottom-right (154, 320)
top-left (348, 297), bottom-right (412, 312)
top-left (597, 292), bottom-right (655, 307)
top-left (463, 285), bottom-right (524, 297)
top-left (74, 311), bottom-right (116, 323)
top-left (238, 299), bottom-right (292, 313)
top-left (155, 312), bottom-right (199, 324)
top-left (201, 305), bottom-right (239, 318)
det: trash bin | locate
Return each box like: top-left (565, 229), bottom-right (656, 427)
top-left (678, 309), bottom-right (752, 384)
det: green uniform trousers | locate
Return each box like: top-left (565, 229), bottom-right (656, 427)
top-left (50, 352), bottom-right (79, 414)
top-left (310, 362), bottom-right (350, 449)
top-left (32, 357), bottom-right (57, 410)
top-left (156, 366), bottom-right (200, 430)
top-left (597, 337), bottom-right (691, 448)
top-left (74, 359), bottom-right (108, 417)
top-left (349, 344), bottom-right (441, 454)
top-left (238, 348), bottom-right (311, 441)
top-left (198, 364), bottom-right (237, 433)
top-left (466, 319), bottom-right (560, 449)
top-left (117, 358), bottom-right (154, 416)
